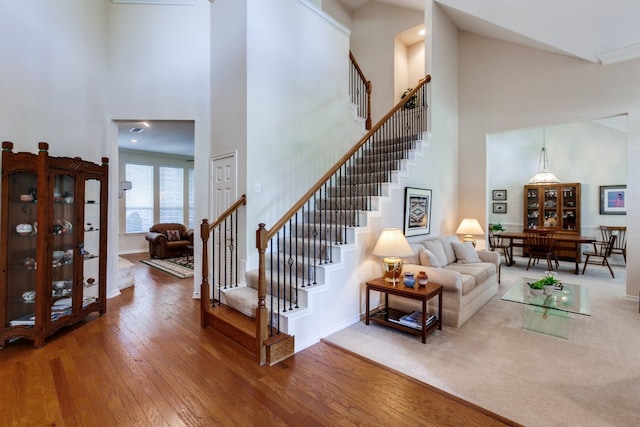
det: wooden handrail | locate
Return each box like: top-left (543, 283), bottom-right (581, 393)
top-left (349, 51), bottom-right (373, 129)
top-left (349, 51), bottom-right (368, 84)
top-left (264, 75), bottom-right (431, 241)
top-left (209, 194), bottom-right (247, 230)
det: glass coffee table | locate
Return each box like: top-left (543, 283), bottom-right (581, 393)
top-left (501, 277), bottom-right (590, 339)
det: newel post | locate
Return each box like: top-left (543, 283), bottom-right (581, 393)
top-left (200, 219), bottom-right (211, 328)
top-left (256, 223), bottom-right (268, 365)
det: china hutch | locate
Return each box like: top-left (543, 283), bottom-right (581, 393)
top-left (0, 142), bottom-right (108, 347)
top-left (523, 182), bottom-right (581, 259)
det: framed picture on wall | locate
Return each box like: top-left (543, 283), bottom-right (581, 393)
top-left (492, 189), bottom-right (507, 200)
top-left (404, 187), bottom-right (432, 236)
top-left (493, 202), bottom-right (507, 214)
top-left (600, 185), bottom-right (626, 215)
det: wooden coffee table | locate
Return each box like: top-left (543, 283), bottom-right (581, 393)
top-left (365, 277), bottom-right (442, 343)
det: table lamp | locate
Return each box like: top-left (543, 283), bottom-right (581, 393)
top-left (372, 228), bottom-right (414, 284)
top-left (456, 218), bottom-right (484, 247)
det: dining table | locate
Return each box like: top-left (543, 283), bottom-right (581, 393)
top-left (495, 231), bottom-right (597, 274)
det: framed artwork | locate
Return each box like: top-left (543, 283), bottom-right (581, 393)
top-left (492, 189), bottom-right (507, 201)
top-left (600, 185), bottom-right (626, 215)
top-left (404, 187), bottom-right (432, 236)
top-left (493, 202), bottom-right (507, 214)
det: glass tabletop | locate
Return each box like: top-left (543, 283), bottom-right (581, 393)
top-left (502, 277), bottom-right (590, 316)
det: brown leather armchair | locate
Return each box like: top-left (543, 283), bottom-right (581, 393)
top-left (145, 223), bottom-right (194, 259)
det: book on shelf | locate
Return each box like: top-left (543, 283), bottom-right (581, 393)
top-left (9, 313), bottom-right (35, 326)
top-left (391, 310), bottom-right (436, 330)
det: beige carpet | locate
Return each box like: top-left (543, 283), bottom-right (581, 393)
top-left (324, 258), bottom-right (639, 426)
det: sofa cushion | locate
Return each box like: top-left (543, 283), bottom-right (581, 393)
top-left (445, 262), bottom-right (495, 294)
top-left (419, 247), bottom-right (442, 268)
top-left (452, 242), bottom-right (482, 264)
top-left (166, 229), bottom-right (182, 241)
top-left (422, 240), bottom-right (448, 267)
top-left (437, 235), bottom-right (459, 265)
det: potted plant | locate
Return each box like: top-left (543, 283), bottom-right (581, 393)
top-left (489, 223), bottom-right (504, 232)
top-left (527, 274), bottom-right (560, 296)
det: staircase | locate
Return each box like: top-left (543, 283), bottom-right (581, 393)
top-left (201, 78), bottom-right (431, 365)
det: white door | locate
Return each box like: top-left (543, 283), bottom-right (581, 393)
top-left (211, 152), bottom-right (237, 219)
top-left (209, 153), bottom-right (239, 288)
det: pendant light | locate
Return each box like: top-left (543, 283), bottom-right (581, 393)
top-left (528, 128), bottom-right (560, 184)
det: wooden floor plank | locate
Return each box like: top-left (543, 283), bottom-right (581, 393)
top-left (0, 252), bottom-right (520, 426)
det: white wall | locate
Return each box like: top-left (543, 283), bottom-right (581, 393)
top-left (0, 1), bottom-right (108, 161)
top-left (108, 0), bottom-right (211, 296)
top-left (458, 32), bottom-right (640, 297)
top-left (350, 2), bottom-right (424, 123)
top-left (487, 120), bottom-right (627, 235)
top-left (241, 0), bottom-right (353, 267)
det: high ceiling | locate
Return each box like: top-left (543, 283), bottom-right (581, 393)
top-left (343, 0), bottom-right (640, 64)
top-left (119, 1), bottom-right (640, 157)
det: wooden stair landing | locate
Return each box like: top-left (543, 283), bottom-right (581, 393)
top-left (204, 304), bottom-right (294, 365)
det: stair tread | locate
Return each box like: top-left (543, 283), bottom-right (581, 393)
top-left (210, 304), bottom-right (256, 337)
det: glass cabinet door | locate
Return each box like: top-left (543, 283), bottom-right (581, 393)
top-left (50, 174), bottom-right (75, 324)
top-left (543, 186), bottom-right (558, 228)
top-left (561, 185), bottom-right (578, 231)
top-left (82, 179), bottom-right (102, 309)
top-left (526, 187), bottom-right (540, 228)
top-left (6, 172), bottom-right (39, 328)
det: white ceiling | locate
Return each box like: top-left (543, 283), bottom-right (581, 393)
top-left (344, 0), bottom-right (640, 64)
top-left (117, 120), bottom-right (194, 158)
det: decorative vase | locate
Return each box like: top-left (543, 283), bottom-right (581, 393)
top-left (417, 271), bottom-right (429, 287)
top-left (403, 273), bottom-right (415, 288)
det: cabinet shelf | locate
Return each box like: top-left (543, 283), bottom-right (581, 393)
top-left (523, 182), bottom-right (581, 259)
top-left (1, 141), bottom-right (108, 348)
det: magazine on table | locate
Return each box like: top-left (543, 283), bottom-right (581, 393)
top-left (389, 310), bottom-right (436, 329)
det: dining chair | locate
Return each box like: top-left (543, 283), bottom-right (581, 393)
top-left (582, 233), bottom-right (617, 278)
top-left (488, 229), bottom-right (512, 266)
top-left (600, 226), bottom-right (626, 264)
top-left (524, 231), bottom-right (558, 271)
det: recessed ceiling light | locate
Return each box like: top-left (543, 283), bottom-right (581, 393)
top-left (130, 139), bottom-right (138, 144)
top-left (419, 29), bottom-right (425, 36)
top-left (141, 122), bottom-right (150, 127)
top-left (129, 127), bottom-right (144, 134)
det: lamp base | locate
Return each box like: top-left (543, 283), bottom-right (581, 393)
top-left (461, 235), bottom-right (477, 247)
top-left (381, 257), bottom-right (404, 284)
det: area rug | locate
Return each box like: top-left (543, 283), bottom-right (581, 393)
top-left (323, 260), bottom-right (639, 427)
top-left (141, 256), bottom-right (194, 279)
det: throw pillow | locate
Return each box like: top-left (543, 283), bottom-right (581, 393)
top-left (438, 235), bottom-right (459, 265)
top-left (422, 239), bottom-right (448, 266)
top-left (452, 242), bottom-right (482, 264)
top-left (166, 229), bottom-right (182, 241)
top-left (419, 247), bottom-right (442, 268)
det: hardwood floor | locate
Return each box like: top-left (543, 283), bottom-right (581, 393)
top-left (0, 253), bottom-right (520, 426)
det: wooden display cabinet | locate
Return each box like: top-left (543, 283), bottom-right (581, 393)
top-left (0, 142), bottom-right (108, 347)
top-left (523, 182), bottom-right (581, 260)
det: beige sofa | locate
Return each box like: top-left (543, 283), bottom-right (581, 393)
top-left (392, 235), bottom-right (500, 328)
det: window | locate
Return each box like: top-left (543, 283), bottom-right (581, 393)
top-left (125, 164), bottom-right (154, 233)
top-left (123, 160), bottom-right (194, 234)
top-left (188, 168), bottom-right (194, 229)
top-left (159, 166), bottom-right (184, 223)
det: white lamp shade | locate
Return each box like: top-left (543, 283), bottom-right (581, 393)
top-left (456, 219), bottom-right (484, 236)
top-left (372, 228), bottom-right (414, 258)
